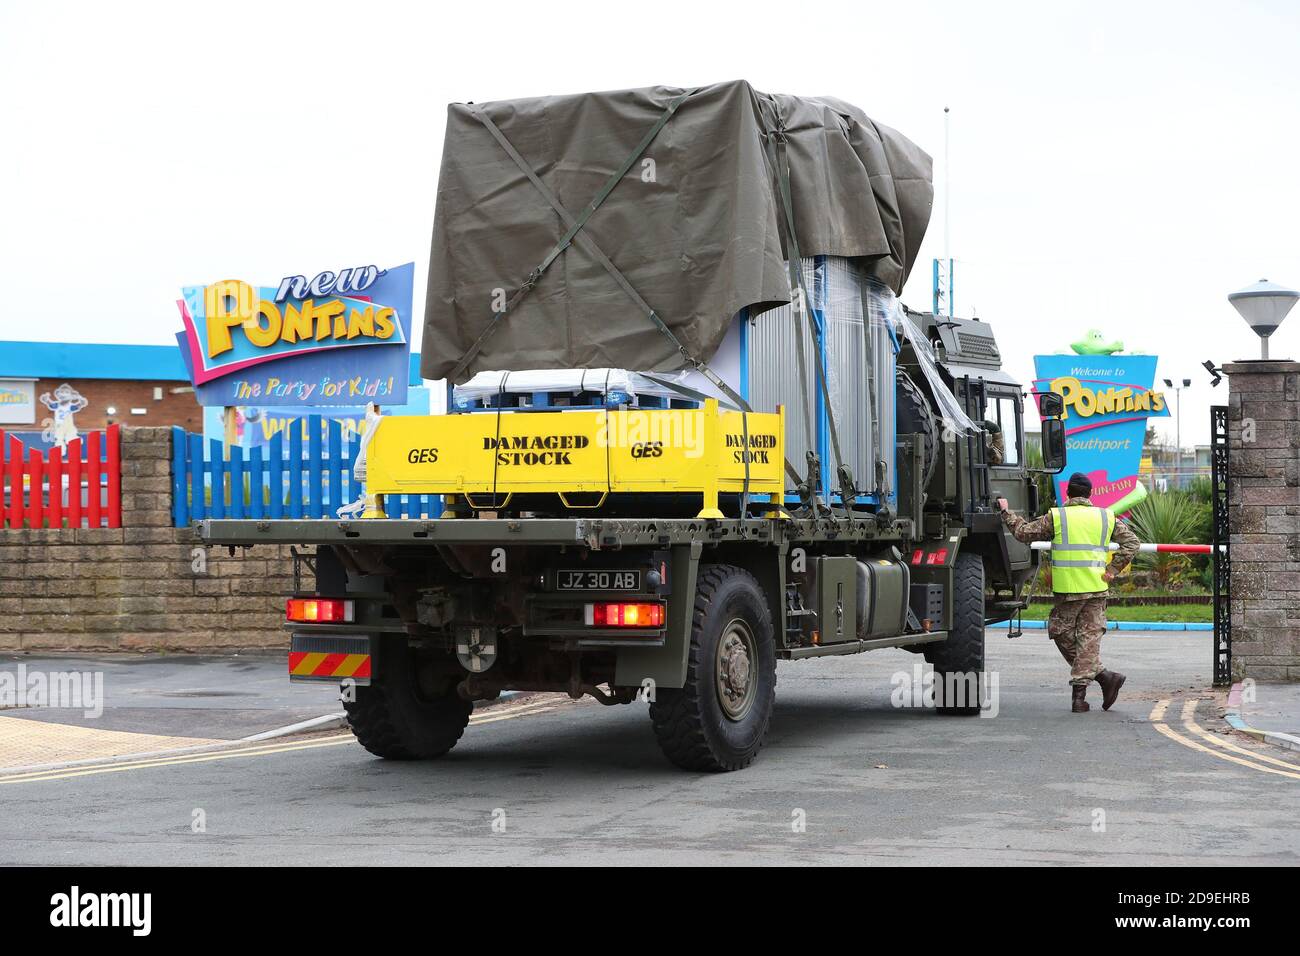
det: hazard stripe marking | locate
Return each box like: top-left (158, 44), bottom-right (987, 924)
top-left (334, 654), bottom-right (369, 679)
top-left (288, 652), bottom-right (371, 679)
top-left (290, 652), bottom-right (326, 676)
top-left (311, 653), bottom-right (347, 677)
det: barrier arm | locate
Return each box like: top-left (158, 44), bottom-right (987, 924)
top-left (1027, 542), bottom-right (1222, 554)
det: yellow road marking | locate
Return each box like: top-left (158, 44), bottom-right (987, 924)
top-left (0, 735), bottom-right (357, 785)
top-left (471, 703), bottom-right (561, 724)
top-left (0, 713), bottom-right (224, 770)
top-left (0, 696), bottom-right (566, 786)
top-left (1147, 697), bottom-right (1300, 781)
top-left (1151, 723), bottom-right (1300, 780)
top-left (1181, 704), bottom-right (1300, 772)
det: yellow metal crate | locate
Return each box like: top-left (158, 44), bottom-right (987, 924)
top-left (365, 399), bottom-right (784, 518)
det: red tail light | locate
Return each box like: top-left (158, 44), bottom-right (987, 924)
top-left (586, 602), bottom-right (665, 628)
top-left (286, 598), bottom-right (354, 623)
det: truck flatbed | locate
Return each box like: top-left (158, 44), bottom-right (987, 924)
top-left (199, 515), bottom-right (911, 549)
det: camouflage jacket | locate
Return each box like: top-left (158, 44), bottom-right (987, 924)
top-left (1002, 496), bottom-right (1140, 601)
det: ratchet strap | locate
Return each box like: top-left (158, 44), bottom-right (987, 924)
top-left (640, 373), bottom-right (801, 490)
top-left (761, 108), bottom-right (857, 508)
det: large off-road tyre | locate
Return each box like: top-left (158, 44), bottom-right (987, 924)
top-left (343, 641), bottom-right (472, 760)
top-left (649, 565), bottom-right (777, 772)
top-left (923, 552), bottom-right (986, 716)
top-left (896, 369), bottom-right (939, 489)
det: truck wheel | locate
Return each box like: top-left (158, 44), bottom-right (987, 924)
top-left (896, 370), bottom-right (938, 489)
top-left (649, 565), bottom-right (776, 772)
top-left (343, 642), bottom-right (472, 760)
top-left (924, 552), bottom-right (985, 716)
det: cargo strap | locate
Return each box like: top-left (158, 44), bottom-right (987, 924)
top-left (338, 404), bottom-right (385, 519)
top-left (762, 111), bottom-right (857, 509)
top-left (640, 373), bottom-right (800, 495)
top-left (461, 94), bottom-right (804, 493)
top-left (639, 373), bottom-right (756, 511)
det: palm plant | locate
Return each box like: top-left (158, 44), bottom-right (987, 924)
top-left (1123, 490), bottom-right (1210, 589)
top-left (1186, 476), bottom-right (1214, 505)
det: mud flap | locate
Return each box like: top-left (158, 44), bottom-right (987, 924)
top-left (288, 633), bottom-right (374, 686)
top-left (613, 541), bottom-right (700, 691)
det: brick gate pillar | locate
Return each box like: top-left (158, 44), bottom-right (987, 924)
top-left (1223, 359), bottom-right (1300, 680)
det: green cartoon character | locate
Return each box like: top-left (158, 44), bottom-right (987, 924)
top-left (1070, 329), bottom-right (1124, 355)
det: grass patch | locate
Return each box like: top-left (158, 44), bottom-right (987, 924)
top-left (1023, 602), bottom-right (1211, 623)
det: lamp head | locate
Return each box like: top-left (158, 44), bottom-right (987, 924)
top-left (1229, 279), bottom-right (1299, 359)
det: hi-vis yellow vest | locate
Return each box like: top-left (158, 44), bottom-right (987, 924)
top-left (1051, 505), bottom-right (1114, 594)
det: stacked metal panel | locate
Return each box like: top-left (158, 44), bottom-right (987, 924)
top-left (745, 259), bottom-right (819, 488)
top-left (744, 256), bottom-right (897, 507)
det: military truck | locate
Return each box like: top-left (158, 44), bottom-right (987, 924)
top-left (200, 81), bottom-right (1066, 771)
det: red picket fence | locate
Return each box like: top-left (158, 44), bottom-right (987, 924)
top-left (1, 425), bottom-right (121, 529)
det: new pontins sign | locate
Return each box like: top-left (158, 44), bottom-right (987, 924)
top-left (178, 265), bottom-right (407, 386)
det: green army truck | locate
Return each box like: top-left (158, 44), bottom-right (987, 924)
top-left (200, 81), bottom-right (1066, 771)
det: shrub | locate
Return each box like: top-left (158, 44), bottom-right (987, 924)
top-left (1123, 490), bottom-right (1211, 589)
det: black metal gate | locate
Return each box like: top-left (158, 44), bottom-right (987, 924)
top-left (1210, 405), bottom-right (1232, 686)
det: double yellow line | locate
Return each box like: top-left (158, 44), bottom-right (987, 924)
top-left (0, 698), bottom-right (566, 786)
top-left (1150, 698), bottom-right (1300, 780)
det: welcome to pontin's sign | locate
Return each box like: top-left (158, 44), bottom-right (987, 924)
top-left (175, 262), bottom-right (413, 407)
top-left (1032, 353), bottom-right (1169, 510)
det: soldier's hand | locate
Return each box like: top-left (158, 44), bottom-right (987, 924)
top-left (996, 497), bottom-right (1009, 513)
top-left (1101, 569), bottom-right (1115, 584)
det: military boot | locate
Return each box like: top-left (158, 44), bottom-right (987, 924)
top-left (1071, 684), bottom-right (1090, 713)
top-left (1095, 670), bottom-right (1126, 711)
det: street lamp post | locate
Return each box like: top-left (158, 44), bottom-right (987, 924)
top-left (1162, 377), bottom-right (1192, 487)
top-left (1228, 279), bottom-right (1299, 360)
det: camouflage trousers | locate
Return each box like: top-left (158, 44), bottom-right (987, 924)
top-left (1047, 597), bottom-right (1108, 685)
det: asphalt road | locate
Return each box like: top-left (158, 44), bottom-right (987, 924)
top-left (0, 652), bottom-right (341, 739)
top-left (2, 632), bottom-right (1297, 865)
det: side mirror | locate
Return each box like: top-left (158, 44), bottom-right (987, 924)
top-left (1042, 418), bottom-right (1067, 474)
top-left (1038, 391), bottom-right (1064, 418)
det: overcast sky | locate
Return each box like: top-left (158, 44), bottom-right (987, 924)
top-left (3, 0), bottom-right (1297, 446)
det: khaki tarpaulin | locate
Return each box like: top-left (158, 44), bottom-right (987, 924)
top-left (422, 79), bottom-right (933, 382)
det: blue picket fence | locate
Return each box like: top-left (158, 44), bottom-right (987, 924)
top-left (171, 416), bottom-right (438, 526)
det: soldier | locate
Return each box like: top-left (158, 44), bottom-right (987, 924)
top-left (997, 472), bottom-right (1140, 713)
top-left (982, 418), bottom-right (1005, 466)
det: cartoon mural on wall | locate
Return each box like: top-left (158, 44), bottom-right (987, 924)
top-left (38, 383), bottom-right (88, 450)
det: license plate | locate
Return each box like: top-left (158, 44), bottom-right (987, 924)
top-left (556, 569), bottom-right (641, 591)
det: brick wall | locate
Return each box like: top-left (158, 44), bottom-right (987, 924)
top-left (0, 427), bottom-right (290, 652)
top-left (33, 378), bottom-right (203, 432)
top-left (1225, 359), bottom-right (1300, 680)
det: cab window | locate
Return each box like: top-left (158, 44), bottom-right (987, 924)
top-left (990, 394), bottom-right (1022, 466)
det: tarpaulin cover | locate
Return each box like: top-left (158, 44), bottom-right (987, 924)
top-left (422, 79), bottom-right (933, 382)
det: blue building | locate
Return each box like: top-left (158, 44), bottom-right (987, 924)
top-left (0, 341), bottom-right (199, 431)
